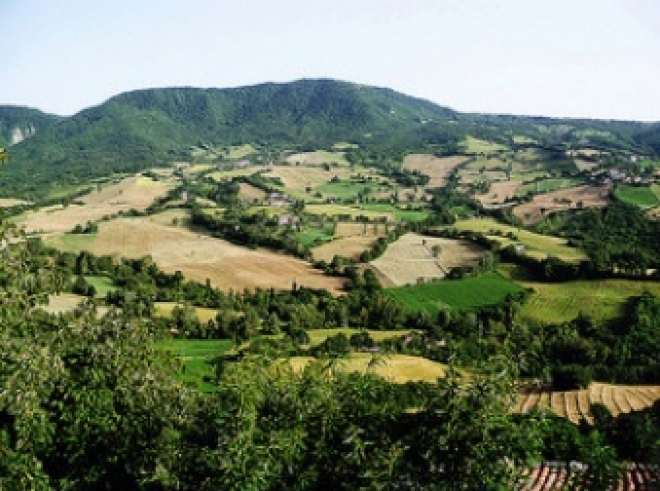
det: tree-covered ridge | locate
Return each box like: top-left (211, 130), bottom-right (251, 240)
top-left (0, 106), bottom-right (62, 148)
top-left (2, 78), bottom-right (659, 199)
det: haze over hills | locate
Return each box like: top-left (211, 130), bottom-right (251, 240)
top-left (1, 78), bottom-right (659, 198)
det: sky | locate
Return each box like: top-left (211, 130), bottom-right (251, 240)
top-left (1, 0), bottom-right (659, 121)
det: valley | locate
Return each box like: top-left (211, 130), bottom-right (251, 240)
top-left (2, 79), bottom-right (660, 488)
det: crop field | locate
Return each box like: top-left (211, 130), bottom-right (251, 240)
top-left (14, 176), bottom-right (174, 234)
top-left (515, 383), bottom-right (660, 424)
top-left (371, 233), bottom-right (485, 286)
top-left (334, 222), bottom-right (390, 238)
top-left (386, 272), bottom-right (524, 313)
top-left (614, 183), bottom-right (660, 208)
top-left (288, 353), bottom-right (449, 383)
top-left (285, 150), bottom-right (349, 167)
top-left (45, 215), bottom-right (346, 293)
top-left (512, 184), bottom-right (611, 225)
top-left (402, 154), bottom-right (469, 188)
top-left (515, 277), bottom-right (660, 324)
top-left (449, 218), bottom-right (587, 262)
top-left (477, 180), bottom-right (522, 207)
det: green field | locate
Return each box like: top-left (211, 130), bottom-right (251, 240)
top-left (156, 338), bottom-right (232, 391)
top-left (517, 278), bottom-right (660, 324)
top-left (614, 184), bottom-right (660, 208)
top-left (358, 203), bottom-right (429, 222)
top-left (293, 223), bottom-right (335, 247)
top-left (386, 272), bottom-right (524, 315)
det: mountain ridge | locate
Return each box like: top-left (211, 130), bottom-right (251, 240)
top-left (1, 78), bottom-right (658, 199)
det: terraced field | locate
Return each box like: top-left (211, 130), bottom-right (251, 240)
top-left (515, 383), bottom-right (660, 424)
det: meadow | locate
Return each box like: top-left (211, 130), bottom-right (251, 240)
top-left (515, 277), bottom-right (660, 324)
top-left (614, 183), bottom-right (660, 209)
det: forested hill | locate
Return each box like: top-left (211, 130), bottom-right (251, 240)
top-left (1, 78), bottom-right (659, 198)
top-left (0, 106), bottom-right (62, 148)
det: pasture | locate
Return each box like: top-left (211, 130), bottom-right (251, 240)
top-left (515, 277), bottom-right (660, 324)
top-left (386, 272), bottom-right (524, 314)
top-left (14, 176), bottom-right (174, 234)
top-left (45, 215), bottom-right (346, 293)
top-left (450, 217), bottom-right (587, 262)
top-left (515, 177), bottom-right (581, 197)
top-left (460, 136), bottom-right (507, 155)
top-left (264, 164), bottom-right (356, 194)
top-left (371, 233), bottom-right (485, 286)
top-left (515, 383), bottom-right (660, 424)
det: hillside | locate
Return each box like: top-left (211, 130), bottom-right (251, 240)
top-left (0, 106), bottom-right (62, 147)
top-left (1, 78), bottom-right (659, 199)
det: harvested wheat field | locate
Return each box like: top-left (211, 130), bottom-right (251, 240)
top-left (334, 222), bottom-right (389, 239)
top-left (0, 198), bottom-right (31, 208)
top-left (265, 164), bottom-right (356, 193)
top-left (477, 180), bottom-right (522, 207)
top-left (287, 353), bottom-right (448, 383)
top-left (402, 154), bottom-right (469, 188)
top-left (14, 176), bottom-right (173, 234)
top-left (515, 383), bottom-right (660, 424)
top-left (284, 150), bottom-right (349, 167)
top-left (46, 216), bottom-right (345, 293)
top-left (239, 183), bottom-right (267, 203)
top-left (312, 237), bottom-right (378, 262)
top-left (513, 184), bottom-right (611, 225)
top-left (370, 233), bottom-right (485, 286)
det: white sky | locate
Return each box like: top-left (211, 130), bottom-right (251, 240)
top-left (1, 0), bottom-right (659, 120)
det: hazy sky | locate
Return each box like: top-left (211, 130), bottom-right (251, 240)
top-left (1, 0), bottom-right (659, 120)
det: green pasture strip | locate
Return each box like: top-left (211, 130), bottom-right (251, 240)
top-left (614, 184), bottom-right (660, 209)
top-left (358, 203), bottom-right (429, 222)
top-left (83, 276), bottom-right (116, 297)
top-left (517, 278), bottom-right (660, 325)
top-left (293, 223), bottom-right (335, 247)
top-left (302, 328), bottom-right (415, 346)
top-left (386, 272), bottom-right (524, 315)
top-left (155, 338), bottom-right (232, 391)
